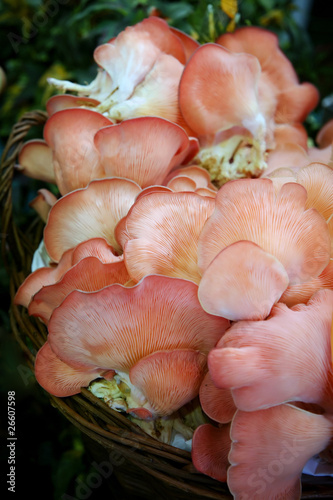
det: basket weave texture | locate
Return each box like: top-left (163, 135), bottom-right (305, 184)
top-left (1, 111), bottom-right (333, 500)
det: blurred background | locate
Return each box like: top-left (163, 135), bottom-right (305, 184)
top-left (1, 0), bottom-right (332, 498)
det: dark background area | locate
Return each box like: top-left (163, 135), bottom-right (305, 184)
top-left (1, 1), bottom-right (333, 498)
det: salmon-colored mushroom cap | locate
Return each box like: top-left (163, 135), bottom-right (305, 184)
top-left (47, 275), bottom-right (229, 370)
top-left (44, 177), bottom-right (141, 262)
top-left (119, 191), bottom-right (215, 284)
top-left (29, 257), bottom-right (130, 324)
top-left (192, 423), bottom-right (231, 482)
top-left (296, 162), bottom-right (333, 221)
top-left (29, 189), bottom-right (57, 223)
top-left (35, 342), bottom-right (110, 398)
top-left (280, 261), bottom-right (333, 307)
top-left (179, 43), bottom-right (264, 138)
top-left (93, 17), bottom-right (186, 106)
top-left (17, 139), bottom-right (55, 184)
top-left (14, 238), bottom-right (121, 309)
top-left (164, 165), bottom-right (217, 192)
top-left (44, 108), bottom-right (113, 195)
top-left (108, 54), bottom-right (192, 134)
top-left (129, 349), bottom-right (207, 416)
top-left (35, 275), bottom-right (228, 404)
top-left (199, 371), bottom-right (236, 424)
top-left (197, 178), bottom-right (331, 285)
top-left (228, 404), bottom-right (333, 500)
top-left (169, 26), bottom-right (200, 61)
top-left (217, 26), bottom-right (319, 125)
top-left (273, 123), bottom-right (308, 150)
top-left (198, 240), bottom-right (289, 321)
top-left (208, 289), bottom-right (333, 412)
top-left (46, 95), bottom-right (101, 116)
top-left (264, 143), bottom-right (309, 176)
top-left (94, 117), bottom-right (192, 188)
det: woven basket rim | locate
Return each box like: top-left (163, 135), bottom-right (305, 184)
top-left (1, 110), bottom-right (332, 500)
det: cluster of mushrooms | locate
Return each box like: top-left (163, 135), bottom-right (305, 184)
top-left (14, 16), bottom-right (333, 499)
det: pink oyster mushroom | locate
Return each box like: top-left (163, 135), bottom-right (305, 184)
top-left (18, 113), bottom-right (197, 195)
top-left (264, 118), bottom-right (333, 176)
top-left (35, 275), bottom-right (229, 418)
top-left (116, 190), bottom-right (215, 284)
top-left (263, 162), bottom-right (333, 305)
top-left (178, 27), bottom-right (318, 185)
top-left (208, 289), bottom-right (333, 413)
top-left (14, 238), bottom-right (122, 309)
top-left (43, 177), bottom-right (142, 262)
top-left (228, 404), bottom-right (333, 499)
top-left (192, 403), bottom-right (333, 500)
top-left (28, 255), bottom-right (130, 325)
top-left (196, 178), bottom-right (331, 321)
top-left (163, 165), bottom-right (217, 197)
top-left (46, 17), bottom-right (198, 133)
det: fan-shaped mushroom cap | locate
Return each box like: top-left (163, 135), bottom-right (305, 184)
top-left (164, 165), bottom-right (217, 193)
top-left (93, 17), bottom-right (185, 107)
top-left (179, 43), bottom-right (264, 138)
top-left (35, 342), bottom-right (112, 398)
top-left (264, 143), bottom-right (309, 176)
top-left (129, 349), bottom-right (207, 416)
top-left (273, 123), bottom-right (308, 150)
top-left (208, 289), bottom-right (333, 412)
top-left (46, 95), bottom-right (101, 116)
top-left (29, 189), bottom-right (57, 222)
top-left (44, 108), bottom-right (113, 195)
top-left (35, 276), bottom-right (228, 403)
top-left (94, 117), bottom-right (192, 188)
top-left (199, 371), bottom-right (236, 424)
top-left (29, 257), bottom-right (130, 323)
top-left (192, 423), bottom-right (231, 482)
top-left (228, 404), bottom-right (333, 500)
top-left (47, 275), bottom-right (229, 374)
top-left (169, 26), bottom-right (200, 60)
top-left (119, 191), bottom-right (215, 283)
top-left (17, 139), bottom-right (55, 183)
top-left (44, 177), bottom-right (141, 262)
top-left (217, 26), bottom-right (319, 125)
top-left (197, 178), bottom-right (331, 285)
top-left (108, 54), bottom-right (191, 134)
top-left (280, 261), bottom-right (333, 307)
top-left (14, 238), bottom-right (120, 308)
top-left (296, 162), bottom-right (333, 221)
top-left (198, 241), bottom-right (289, 321)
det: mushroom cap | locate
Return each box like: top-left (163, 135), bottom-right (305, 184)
top-left (44, 177), bottom-right (141, 262)
top-left (120, 190), bottom-right (215, 284)
top-left (228, 404), bottom-right (333, 500)
top-left (208, 289), bottom-right (333, 412)
top-left (44, 108), bottom-right (113, 195)
top-left (179, 43), bottom-right (263, 137)
top-left (192, 423), bottom-right (231, 482)
top-left (94, 116), bottom-right (192, 188)
top-left (17, 139), bottom-right (55, 184)
top-left (197, 178), bottom-right (331, 285)
top-left (198, 240), bottom-right (289, 321)
top-left (47, 274), bottom-right (229, 375)
top-left (29, 257), bottom-right (130, 324)
top-left (199, 371), bottom-right (236, 424)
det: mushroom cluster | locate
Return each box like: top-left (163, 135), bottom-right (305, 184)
top-left (14, 15), bottom-right (333, 499)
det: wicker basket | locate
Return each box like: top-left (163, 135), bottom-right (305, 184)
top-left (1, 111), bottom-right (333, 500)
